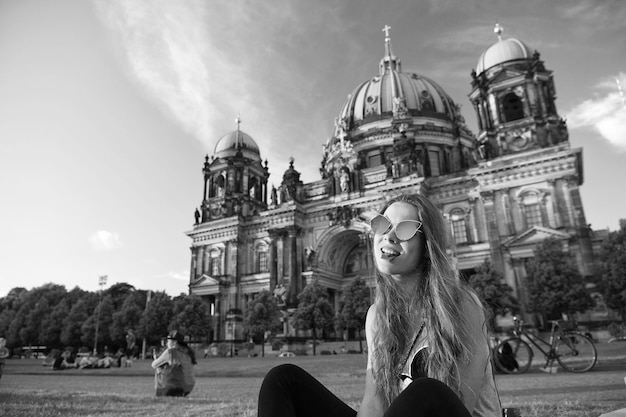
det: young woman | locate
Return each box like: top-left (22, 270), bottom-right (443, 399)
top-left (151, 330), bottom-right (196, 397)
top-left (257, 194), bottom-right (501, 417)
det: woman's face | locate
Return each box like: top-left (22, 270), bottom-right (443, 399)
top-left (373, 201), bottom-right (426, 284)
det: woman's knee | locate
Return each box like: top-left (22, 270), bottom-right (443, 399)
top-left (263, 363), bottom-right (305, 386)
top-left (389, 378), bottom-right (469, 417)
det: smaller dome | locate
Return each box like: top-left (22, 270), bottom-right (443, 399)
top-left (476, 37), bottom-right (535, 75)
top-left (214, 130), bottom-right (261, 161)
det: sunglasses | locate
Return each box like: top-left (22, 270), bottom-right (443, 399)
top-left (369, 214), bottom-right (423, 242)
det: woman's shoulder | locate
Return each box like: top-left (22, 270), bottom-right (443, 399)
top-left (364, 303), bottom-right (378, 334)
top-left (458, 287), bottom-right (486, 325)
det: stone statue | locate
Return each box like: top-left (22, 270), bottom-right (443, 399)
top-left (271, 186), bottom-right (277, 206)
top-left (339, 169), bottom-right (351, 193)
top-left (194, 208), bottom-right (200, 224)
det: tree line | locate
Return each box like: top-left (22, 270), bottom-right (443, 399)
top-left (0, 283), bottom-right (212, 354)
top-left (2, 230), bottom-right (624, 355)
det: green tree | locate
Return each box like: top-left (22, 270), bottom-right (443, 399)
top-left (243, 290), bottom-right (282, 357)
top-left (139, 291), bottom-right (173, 345)
top-left (81, 295), bottom-right (114, 351)
top-left (110, 292), bottom-right (145, 345)
top-left (61, 299), bottom-right (92, 347)
top-left (469, 260), bottom-right (519, 330)
top-left (526, 238), bottom-right (593, 320)
top-left (171, 294), bottom-right (212, 343)
top-left (19, 300), bottom-right (45, 347)
top-left (335, 277), bottom-right (371, 353)
top-left (105, 283), bottom-right (136, 311)
top-left (292, 280), bottom-right (334, 355)
top-left (41, 298), bottom-right (70, 347)
top-left (596, 220), bottom-right (626, 323)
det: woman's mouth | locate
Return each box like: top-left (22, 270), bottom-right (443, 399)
top-left (380, 247), bottom-right (400, 261)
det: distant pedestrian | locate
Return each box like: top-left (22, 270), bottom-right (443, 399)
top-left (151, 330), bottom-right (196, 397)
top-left (126, 329), bottom-right (136, 359)
top-left (0, 337), bottom-right (9, 380)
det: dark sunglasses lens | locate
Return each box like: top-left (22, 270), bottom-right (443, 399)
top-left (370, 215), bottom-right (391, 235)
top-left (396, 221), bottom-right (420, 241)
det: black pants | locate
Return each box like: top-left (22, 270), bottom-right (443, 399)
top-left (257, 364), bottom-right (472, 417)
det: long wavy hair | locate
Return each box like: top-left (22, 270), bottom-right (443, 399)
top-left (371, 194), bottom-right (480, 406)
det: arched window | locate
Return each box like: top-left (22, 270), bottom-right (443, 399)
top-left (214, 174), bottom-right (225, 197)
top-left (209, 249), bottom-right (222, 276)
top-left (249, 177), bottom-right (258, 199)
top-left (520, 191), bottom-right (544, 229)
top-left (449, 208), bottom-right (468, 245)
top-left (235, 169), bottom-right (243, 193)
top-left (255, 242), bottom-right (268, 273)
top-left (502, 92), bottom-right (524, 122)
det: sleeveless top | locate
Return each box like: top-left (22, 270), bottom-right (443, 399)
top-left (399, 327), bottom-right (501, 417)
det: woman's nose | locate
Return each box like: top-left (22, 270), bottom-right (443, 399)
top-left (384, 230), bottom-right (398, 243)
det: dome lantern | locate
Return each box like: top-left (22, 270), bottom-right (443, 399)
top-left (213, 115), bottom-right (261, 162)
top-left (476, 23), bottom-right (535, 76)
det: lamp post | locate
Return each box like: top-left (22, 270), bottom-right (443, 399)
top-left (93, 275), bottom-right (108, 356)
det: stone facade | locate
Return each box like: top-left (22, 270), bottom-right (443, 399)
top-left (186, 28), bottom-right (594, 342)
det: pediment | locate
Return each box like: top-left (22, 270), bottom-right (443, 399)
top-left (192, 274), bottom-right (220, 287)
top-left (489, 68), bottom-right (526, 85)
top-left (502, 226), bottom-right (570, 249)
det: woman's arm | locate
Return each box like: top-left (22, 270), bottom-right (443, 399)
top-left (357, 304), bottom-right (385, 417)
top-left (457, 292), bottom-right (491, 412)
top-left (151, 349), bottom-right (171, 369)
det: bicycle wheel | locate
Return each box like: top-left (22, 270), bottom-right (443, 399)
top-left (493, 338), bottom-right (533, 374)
top-left (555, 332), bottom-right (597, 372)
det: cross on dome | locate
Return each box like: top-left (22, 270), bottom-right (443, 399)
top-left (494, 22), bottom-right (504, 41)
top-left (235, 113), bottom-right (242, 148)
top-left (382, 24), bottom-right (391, 40)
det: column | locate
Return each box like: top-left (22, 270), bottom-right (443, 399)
top-left (481, 191), bottom-right (504, 272)
top-left (227, 240), bottom-right (239, 286)
top-left (196, 246), bottom-right (205, 278)
top-left (566, 179), bottom-right (593, 275)
top-left (268, 230), bottom-right (279, 291)
top-left (468, 198), bottom-right (479, 243)
top-left (190, 249), bottom-right (197, 282)
top-left (287, 226), bottom-right (299, 305)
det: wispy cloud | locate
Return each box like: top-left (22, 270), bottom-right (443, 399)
top-left (561, 0), bottom-right (626, 31)
top-left (88, 230), bottom-right (123, 251)
top-left (566, 73), bottom-right (626, 151)
top-left (92, 0), bottom-right (216, 143)
top-left (159, 270), bottom-right (190, 281)
top-left (90, 0), bottom-right (354, 181)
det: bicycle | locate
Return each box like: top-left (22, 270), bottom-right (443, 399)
top-left (493, 316), bottom-right (597, 374)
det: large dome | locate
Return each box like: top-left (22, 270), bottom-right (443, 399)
top-left (330, 31), bottom-right (467, 141)
top-left (476, 25), bottom-right (535, 75)
top-left (338, 71), bottom-right (458, 125)
top-left (214, 129), bottom-right (261, 161)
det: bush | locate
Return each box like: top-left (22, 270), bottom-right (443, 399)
top-left (608, 322), bottom-right (624, 339)
top-left (216, 342), bottom-right (230, 357)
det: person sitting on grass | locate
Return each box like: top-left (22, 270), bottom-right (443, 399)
top-left (151, 330), bottom-right (196, 397)
top-left (0, 337), bottom-right (9, 380)
top-left (53, 350), bottom-right (77, 370)
top-left (257, 193), bottom-right (502, 417)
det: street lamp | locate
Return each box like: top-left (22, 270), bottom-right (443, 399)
top-left (93, 275), bottom-right (108, 356)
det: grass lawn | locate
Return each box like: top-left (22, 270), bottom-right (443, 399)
top-left (1, 344), bottom-right (625, 416)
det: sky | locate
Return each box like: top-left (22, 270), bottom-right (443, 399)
top-left (0, 0), bottom-right (624, 298)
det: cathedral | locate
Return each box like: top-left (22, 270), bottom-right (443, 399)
top-left (186, 25), bottom-right (594, 342)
